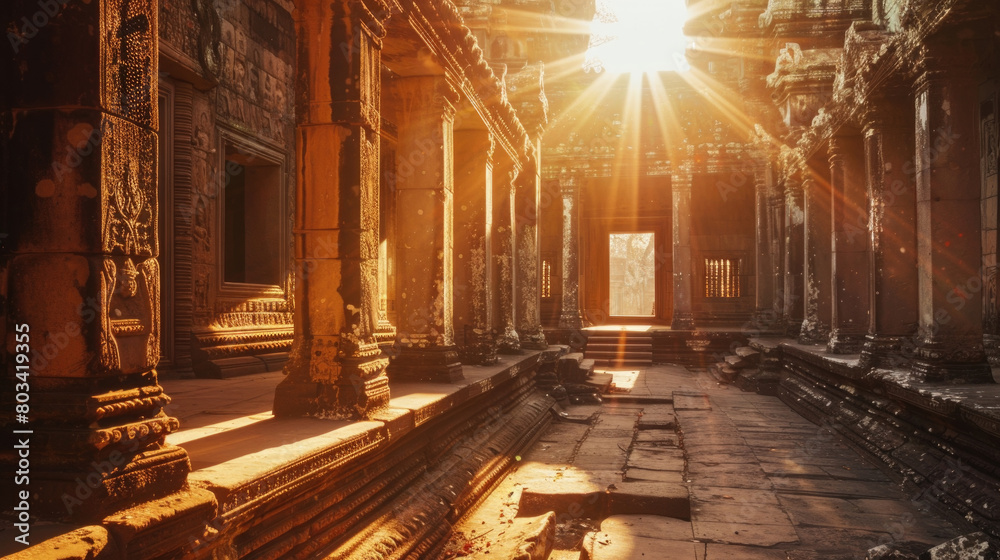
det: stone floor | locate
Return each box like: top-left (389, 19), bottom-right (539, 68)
top-left (443, 364), bottom-right (975, 559)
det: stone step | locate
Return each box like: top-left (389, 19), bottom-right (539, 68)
top-left (734, 346), bottom-right (760, 362)
top-left (593, 359), bottom-right (653, 368)
top-left (581, 515), bottom-right (700, 559)
top-left (446, 513), bottom-right (555, 559)
top-left (584, 351), bottom-right (653, 361)
top-left (585, 343), bottom-right (654, 352)
top-left (586, 335), bottom-right (654, 345)
top-left (724, 354), bottom-right (749, 369)
top-left (541, 345), bottom-right (571, 362)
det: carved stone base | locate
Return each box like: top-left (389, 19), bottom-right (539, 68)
top-left (274, 339), bottom-right (391, 419)
top-left (459, 329), bottom-right (499, 365)
top-left (826, 329), bottom-right (865, 354)
top-left (671, 312), bottom-right (695, 331)
top-left (36, 444), bottom-right (191, 523)
top-left (389, 345), bottom-right (464, 382)
top-left (518, 327), bottom-right (548, 350)
top-left (750, 308), bottom-right (783, 335)
top-left (558, 310), bottom-right (586, 331)
top-left (797, 319), bottom-right (830, 345)
top-left (859, 334), bottom-right (912, 369)
top-left (497, 326), bottom-right (522, 354)
top-left (911, 338), bottom-right (994, 383)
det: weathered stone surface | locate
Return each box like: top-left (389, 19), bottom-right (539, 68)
top-left (922, 533), bottom-right (997, 560)
top-left (582, 531), bottom-right (704, 560)
top-left (2, 526), bottom-right (120, 560)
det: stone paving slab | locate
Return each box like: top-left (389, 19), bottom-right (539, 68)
top-left (692, 520), bottom-right (799, 546)
top-left (705, 544), bottom-right (789, 559)
top-left (449, 363), bottom-right (973, 559)
top-left (582, 532), bottom-right (704, 560)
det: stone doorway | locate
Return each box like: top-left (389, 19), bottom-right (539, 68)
top-left (608, 231), bottom-right (656, 317)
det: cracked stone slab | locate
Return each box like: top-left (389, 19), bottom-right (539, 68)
top-left (599, 514), bottom-right (693, 540)
top-left (673, 392), bottom-right (712, 410)
top-left (691, 520), bottom-right (799, 546)
top-left (582, 531), bottom-right (705, 560)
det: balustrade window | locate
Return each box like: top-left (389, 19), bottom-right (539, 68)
top-left (704, 257), bottom-right (742, 298)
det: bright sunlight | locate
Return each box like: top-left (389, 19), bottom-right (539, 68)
top-left (584, 0), bottom-right (690, 74)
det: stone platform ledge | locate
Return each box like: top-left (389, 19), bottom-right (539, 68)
top-left (770, 340), bottom-right (1000, 440)
top-left (178, 352), bottom-right (540, 516)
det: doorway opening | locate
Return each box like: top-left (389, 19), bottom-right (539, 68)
top-left (608, 232), bottom-right (656, 317)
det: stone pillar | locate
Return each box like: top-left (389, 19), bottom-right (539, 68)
top-left (783, 175), bottom-right (805, 337)
top-left (828, 135), bottom-right (870, 354)
top-left (0, 0), bottom-right (192, 520)
top-left (671, 162), bottom-right (696, 330)
top-left (860, 104), bottom-right (919, 369)
top-left (770, 193), bottom-right (787, 322)
top-left (515, 150), bottom-right (547, 349)
top-left (558, 177), bottom-right (586, 330)
top-left (799, 168), bottom-right (833, 343)
top-left (274, 0), bottom-right (390, 417)
top-left (910, 50), bottom-right (992, 382)
top-left (389, 75), bottom-right (463, 382)
top-left (453, 128), bottom-right (497, 364)
top-left (752, 160), bottom-right (775, 328)
top-left (494, 158), bottom-right (521, 353)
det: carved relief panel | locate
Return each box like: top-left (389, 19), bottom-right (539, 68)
top-left (102, 0), bottom-right (157, 129)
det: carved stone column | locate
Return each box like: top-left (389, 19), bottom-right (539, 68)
top-left (783, 174), bottom-right (805, 337)
top-left (0, 0), bottom-right (193, 521)
top-left (558, 177), bottom-right (586, 330)
top-left (494, 158), bottom-right (521, 353)
top-left (910, 49), bottom-right (992, 383)
top-left (860, 103), bottom-right (919, 369)
top-left (671, 161), bottom-right (696, 330)
top-left (274, 0), bottom-right (390, 417)
top-left (799, 167), bottom-right (833, 343)
top-left (453, 128), bottom-right (497, 364)
top-left (770, 193), bottom-right (787, 323)
top-left (388, 75), bottom-right (463, 382)
top-left (828, 135), bottom-right (870, 354)
top-left (752, 159), bottom-right (776, 329)
top-left (515, 151), bottom-right (547, 349)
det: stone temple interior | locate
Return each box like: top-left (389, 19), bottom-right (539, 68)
top-left (2, 0), bottom-right (1000, 558)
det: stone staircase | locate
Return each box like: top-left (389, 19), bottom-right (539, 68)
top-left (707, 343), bottom-right (782, 395)
top-left (584, 331), bottom-right (653, 368)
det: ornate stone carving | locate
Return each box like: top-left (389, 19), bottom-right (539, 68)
top-left (101, 0), bottom-right (156, 128)
top-left (99, 256), bottom-right (160, 374)
top-left (102, 117), bottom-right (157, 257)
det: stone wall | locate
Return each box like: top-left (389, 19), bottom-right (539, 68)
top-left (158, 0), bottom-right (295, 376)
